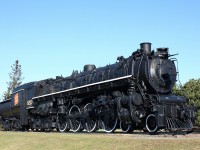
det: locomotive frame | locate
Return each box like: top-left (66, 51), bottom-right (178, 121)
top-left (0, 42), bottom-right (195, 134)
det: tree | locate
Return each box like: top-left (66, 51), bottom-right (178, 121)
top-left (2, 60), bottom-right (24, 101)
top-left (172, 83), bottom-right (184, 97)
top-left (173, 79), bottom-right (200, 126)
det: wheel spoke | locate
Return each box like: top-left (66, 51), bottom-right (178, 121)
top-left (102, 110), bottom-right (118, 133)
top-left (69, 105), bottom-right (81, 132)
top-left (120, 121), bottom-right (134, 133)
top-left (58, 115), bottom-right (69, 132)
top-left (84, 103), bottom-right (97, 132)
top-left (146, 114), bottom-right (158, 133)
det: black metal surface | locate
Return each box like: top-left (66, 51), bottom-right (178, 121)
top-left (0, 42), bottom-right (195, 133)
top-left (0, 100), bottom-right (11, 117)
top-left (140, 42), bottom-right (151, 55)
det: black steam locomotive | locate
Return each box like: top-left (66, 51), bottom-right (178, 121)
top-left (0, 43), bottom-right (195, 133)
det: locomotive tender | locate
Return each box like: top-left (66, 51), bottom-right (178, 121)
top-left (0, 42), bottom-right (195, 133)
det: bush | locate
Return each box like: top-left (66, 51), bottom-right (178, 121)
top-left (173, 79), bottom-right (200, 126)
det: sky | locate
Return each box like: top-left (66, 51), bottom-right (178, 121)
top-left (0, 0), bottom-right (200, 98)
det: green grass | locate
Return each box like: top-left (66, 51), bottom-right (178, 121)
top-left (0, 131), bottom-right (200, 150)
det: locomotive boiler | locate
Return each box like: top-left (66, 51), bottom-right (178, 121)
top-left (0, 42), bottom-right (195, 133)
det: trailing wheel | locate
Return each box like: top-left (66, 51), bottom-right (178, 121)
top-left (120, 121), bottom-right (134, 133)
top-left (69, 105), bottom-right (82, 132)
top-left (84, 103), bottom-right (97, 132)
top-left (57, 114), bottom-right (70, 132)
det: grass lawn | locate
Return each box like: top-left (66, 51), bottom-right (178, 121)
top-left (0, 131), bottom-right (200, 150)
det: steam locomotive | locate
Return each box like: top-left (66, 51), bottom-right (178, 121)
top-left (0, 42), bottom-right (195, 133)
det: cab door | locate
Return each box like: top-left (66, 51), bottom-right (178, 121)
top-left (20, 83), bottom-right (35, 125)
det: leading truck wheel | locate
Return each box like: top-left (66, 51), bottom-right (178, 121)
top-left (120, 121), bottom-right (134, 133)
top-left (146, 114), bottom-right (158, 133)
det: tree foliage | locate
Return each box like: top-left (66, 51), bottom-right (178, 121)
top-left (173, 79), bottom-right (200, 126)
top-left (2, 60), bottom-right (24, 101)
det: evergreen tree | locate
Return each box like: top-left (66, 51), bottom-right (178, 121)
top-left (2, 60), bottom-right (24, 101)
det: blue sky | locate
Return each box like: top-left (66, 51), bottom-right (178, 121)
top-left (0, 1), bottom-right (200, 97)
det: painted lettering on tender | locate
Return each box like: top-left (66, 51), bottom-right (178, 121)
top-left (14, 93), bottom-right (19, 106)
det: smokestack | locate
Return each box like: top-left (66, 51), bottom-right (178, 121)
top-left (140, 42), bottom-right (151, 55)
